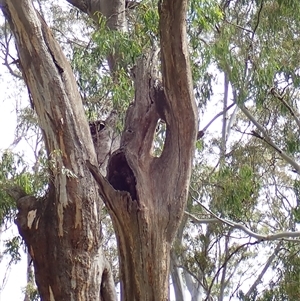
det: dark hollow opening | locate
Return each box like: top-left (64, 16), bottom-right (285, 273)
top-left (107, 152), bottom-right (137, 201)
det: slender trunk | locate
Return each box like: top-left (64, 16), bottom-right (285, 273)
top-left (184, 271), bottom-right (202, 301)
top-left (170, 218), bottom-right (186, 301)
top-left (23, 252), bottom-right (34, 301)
top-left (218, 236), bottom-right (230, 301)
top-left (170, 251), bottom-right (185, 301)
top-left (220, 72), bottom-right (229, 166)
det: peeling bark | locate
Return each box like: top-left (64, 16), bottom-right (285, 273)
top-left (1, 1), bottom-right (116, 300)
top-left (2, 0), bottom-right (197, 300)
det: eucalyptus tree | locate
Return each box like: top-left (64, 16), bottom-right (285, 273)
top-left (2, 0), bottom-right (300, 300)
top-left (0, 0), bottom-right (197, 300)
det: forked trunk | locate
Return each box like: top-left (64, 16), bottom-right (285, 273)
top-left (2, 0), bottom-right (197, 300)
top-left (89, 0), bottom-right (198, 299)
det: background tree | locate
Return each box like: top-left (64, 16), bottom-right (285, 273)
top-left (169, 1), bottom-right (300, 300)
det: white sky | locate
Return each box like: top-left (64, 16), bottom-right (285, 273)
top-left (0, 63), bottom-right (27, 300)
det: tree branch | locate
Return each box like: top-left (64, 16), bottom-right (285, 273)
top-left (220, 72), bottom-right (229, 161)
top-left (185, 205), bottom-right (300, 242)
top-left (231, 83), bottom-right (300, 174)
top-left (86, 160), bottom-right (122, 206)
top-left (238, 102), bottom-right (300, 174)
top-left (270, 87), bottom-right (300, 131)
top-left (155, 0), bottom-right (198, 240)
top-left (197, 102), bottom-right (235, 140)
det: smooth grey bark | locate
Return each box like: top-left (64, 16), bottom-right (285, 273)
top-left (170, 256), bottom-right (185, 301)
top-left (170, 217), bottom-right (187, 301)
top-left (184, 271), bottom-right (202, 301)
top-left (220, 72), bottom-right (229, 165)
top-left (218, 236), bottom-right (230, 301)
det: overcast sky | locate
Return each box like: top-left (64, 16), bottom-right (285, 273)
top-left (0, 62), bottom-right (28, 301)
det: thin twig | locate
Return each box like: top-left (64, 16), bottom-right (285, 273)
top-left (205, 241), bottom-right (259, 301)
top-left (251, 0), bottom-right (264, 39)
top-left (224, 19), bottom-right (253, 34)
top-left (238, 103), bottom-right (300, 174)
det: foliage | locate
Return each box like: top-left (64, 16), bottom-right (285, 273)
top-left (71, 1), bottom-right (159, 119)
top-left (172, 0), bottom-right (300, 299)
top-left (255, 244), bottom-right (300, 301)
top-left (22, 269), bottom-right (40, 301)
top-left (0, 151), bottom-right (29, 224)
top-left (3, 236), bottom-right (22, 263)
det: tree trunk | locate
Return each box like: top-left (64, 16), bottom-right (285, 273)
top-left (170, 250), bottom-right (185, 301)
top-left (89, 0), bottom-right (197, 299)
top-left (1, 1), bottom-right (116, 300)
